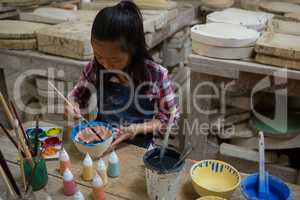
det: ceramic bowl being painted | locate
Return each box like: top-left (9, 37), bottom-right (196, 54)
top-left (241, 173), bottom-right (291, 200)
top-left (190, 160), bottom-right (241, 199)
top-left (71, 121), bottom-right (114, 158)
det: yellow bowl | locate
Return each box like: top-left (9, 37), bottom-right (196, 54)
top-left (190, 160), bottom-right (241, 199)
top-left (197, 196), bottom-right (226, 200)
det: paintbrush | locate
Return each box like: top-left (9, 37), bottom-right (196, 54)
top-left (0, 150), bottom-right (21, 196)
top-left (10, 102), bottom-right (31, 150)
top-left (18, 139), bottom-right (27, 191)
top-left (0, 123), bottom-right (25, 157)
top-left (33, 118), bottom-right (39, 157)
top-left (0, 91), bottom-right (15, 129)
top-left (159, 108), bottom-right (177, 160)
top-left (48, 81), bottom-right (104, 142)
top-left (0, 165), bottom-right (17, 198)
top-left (14, 119), bottom-right (33, 166)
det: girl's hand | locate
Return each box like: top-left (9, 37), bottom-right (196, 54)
top-left (64, 102), bottom-right (81, 120)
top-left (106, 125), bottom-right (139, 152)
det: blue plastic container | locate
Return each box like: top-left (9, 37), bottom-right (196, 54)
top-left (241, 173), bottom-right (291, 200)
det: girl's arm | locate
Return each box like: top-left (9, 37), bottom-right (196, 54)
top-left (65, 62), bottom-right (95, 119)
top-left (68, 62), bottom-right (96, 108)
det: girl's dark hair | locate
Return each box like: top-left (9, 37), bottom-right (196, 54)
top-left (91, 0), bottom-right (152, 87)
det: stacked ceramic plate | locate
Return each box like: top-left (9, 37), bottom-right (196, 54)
top-left (191, 23), bottom-right (260, 59)
top-left (207, 8), bottom-right (273, 32)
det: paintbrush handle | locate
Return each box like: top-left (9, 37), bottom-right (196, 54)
top-left (14, 121), bottom-right (33, 165)
top-left (49, 81), bottom-right (103, 141)
top-left (18, 141), bottom-right (27, 191)
top-left (0, 150), bottom-right (21, 196)
top-left (0, 165), bottom-right (17, 198)
top-left (0, 92), bottom-right (15, 128)
top-left (0, 123), bottom-right (26, 157)
top-left (10, 102), bottom-right (31, 149)
top-left (48, 81), bottom-right (74, 108)
top-left (160, 108), bottom-right (177, 159)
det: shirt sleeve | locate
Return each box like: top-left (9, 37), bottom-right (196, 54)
top-left (68, 62), bottom-right (95, 108)
top-left (154, 67), bottom-right (180, 128)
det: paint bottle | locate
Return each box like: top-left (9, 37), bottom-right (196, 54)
top-left (73, 190), bottom-right (85, 200)
top-left (82, 153), bottom-right (94, 181)
top-left (97, 159), bottom-right (108, 186)
top-left (92, 174), bottom-right (105, 200)
top-left (108, 151), bottom-right (120, 178)
top-left (59, 148), bottom-right (71, 175)
top-left (63, 168), bottom-right (76, 196)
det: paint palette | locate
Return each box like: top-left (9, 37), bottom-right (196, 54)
top-left (26, 126), bottom-right (63, 160)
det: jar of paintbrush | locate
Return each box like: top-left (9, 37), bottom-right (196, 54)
top-left (23, 123), bottom-right (48, 192)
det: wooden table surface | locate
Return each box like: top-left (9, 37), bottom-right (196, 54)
top-left (0, 134), bottom-right (300, 200)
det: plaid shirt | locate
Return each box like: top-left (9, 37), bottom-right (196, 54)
top-left (68, 59), bottom-right (180, 126)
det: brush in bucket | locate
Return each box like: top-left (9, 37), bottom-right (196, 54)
top-left (143, 147), bottom-right (185, 200)
top-left (241, 131), bottom-right (291, 200)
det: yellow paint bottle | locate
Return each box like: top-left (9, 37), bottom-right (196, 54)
top-left (82, 153), bottom-right (94, 181)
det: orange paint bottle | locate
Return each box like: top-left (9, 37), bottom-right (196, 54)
top-left (92, 174), bottom-right (105, 200)
top-left (59, 148), bottom-right (71, 175)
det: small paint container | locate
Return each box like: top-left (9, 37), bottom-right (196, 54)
top-left (23, 157), bottom-right (48, 191)
top-left (46, 128), bottom-right (62, 137)
top-left (143, 148), bottom-right (185, 200)
top-left (27, 128), bottom-right (47, 140)
top-left (241, 173), bottom-right (291, 200)
top-left (42, 137), bottom-right (61, 148)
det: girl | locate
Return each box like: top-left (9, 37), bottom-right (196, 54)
top-left (66, 1), bottom-right (179, 149)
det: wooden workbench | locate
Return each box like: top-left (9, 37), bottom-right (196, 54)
top-left (0, 133), bottom-right (300, 200)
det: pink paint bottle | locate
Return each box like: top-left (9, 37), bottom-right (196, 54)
top-left (92, 174), bottom-right (105, 200)
top-left (60, 148), bottom-right (71, 175)
top-left (63, 168), bottom-right (77, 196)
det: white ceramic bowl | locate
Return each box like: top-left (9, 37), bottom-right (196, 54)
top-left (71, 121), bottom-right (114, 158)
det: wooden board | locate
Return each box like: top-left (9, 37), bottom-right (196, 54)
top-left (142, 10), bottom-right (169, 30)
top-left (0, 6), bottom-right (18, 19)
top-left (142, 8), bottom-right (178, 23)
top-left (134, 0), bottom-right (177, 10)
top-left (0, 20), bottom-right (49, 39)
top-left (36, 21), bottom-right (93, 60)
top-left (260, 1), bottom-right (300, 14)
top-left (20, 7), bottom-right (79, 25)
top-left (202, 0), bottom-right (234, 9)
top-left (206, 8), bottom-right (273, 32)
top-left (255, 32), bottom-right (300, 60)
top-left (0, 10), bottom-right (19, 19)
top-left (268, 18), bottom-right (300, 36)
top-left (285, 12), bottom-right (300, 22)
top-left (80, 1), bottom-right (118, 10)
top-left (0, 38), bottom-right (36, 49)
top-left (73, 10), bottom-right (97, 22)
top-left (255, 53), bottom-right (300, 71)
